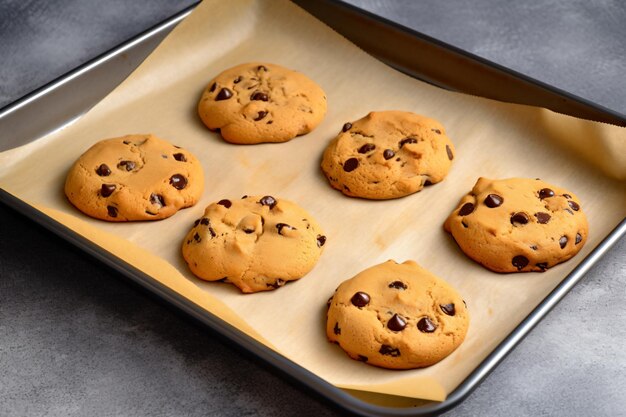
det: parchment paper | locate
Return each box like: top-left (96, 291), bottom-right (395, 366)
top-left (1, 0), bottom-right (625, 403)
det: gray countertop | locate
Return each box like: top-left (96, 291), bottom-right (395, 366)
top-left (1, 1), bottom-right (625, 416)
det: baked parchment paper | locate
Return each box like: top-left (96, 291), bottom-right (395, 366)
top-left (1, 0), bottom-right (625, 403)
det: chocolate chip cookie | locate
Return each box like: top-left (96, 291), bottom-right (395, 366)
top-left (326, 260), bottom-right (469, 369)
top-left (64, 134), bottom-right (204, 221)
top-left (197, 63), bottom-right (327, 144)
top-left (444, 177), bottom-right (589, 272)
top-left (321, 111), bottom-right (455, 199)
top-left (182, 195), bottom-right (327, 293)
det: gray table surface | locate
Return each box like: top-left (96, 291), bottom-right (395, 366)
top-left (1, 1), bottom-right (625, 416)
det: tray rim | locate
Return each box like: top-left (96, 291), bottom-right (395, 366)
top-left (1, 3), bottom-right (625, 416)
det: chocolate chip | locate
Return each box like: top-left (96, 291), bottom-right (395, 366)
top-left (440, 303), bottom-right (455, 316)
top-left (399, 138), bottom-right (417, 148)
top-left (536, 262), bottom-right (548, 271)
top-left (123, 140), bottom-right (131, 145)
top-left (233, 76), bottom-right (242, 84)
top-left (169, 174), bottom-right (187, 190)
top-left (484, 194), bottom-right (503, 208)
top-left (208, 227), bottom-right (217, 238)
top-left (342, 122), bottom-right (352, 132)
top-left (563, 193), bottom-right (572, 199)
top-left (446, 145), bottom-right (454, 160)
top-left (251, 91), bottom-right (268, 101)
top-left (217, 199), bottom-right (232, 208)
top-left (417, 317), bottom-right (436, 333)
top-left (358, 143), bottom-right (376, 154)
top-left (387, 314), bottom-right (407, 332)
top-left (216, 88), bottom-right (232, 100)
top-left (173, 153), bottom-right (186, 162)
top-left (267, 279), bottom-right (285, 289)
top-left (243, 228), bottom-right (255, 234)
top-left (559, 236), bottom-right (568, 249)
top-left (351, 292), bottom-right (370, 307)
top-left (535, 212), bottom-right (551, 224)
top-left (200, 218), bottom-right (209, 226)
top-left (254, 111), bottom-right (267, 121)
top-left (193, 232), bottom-right (201, 242)
top-left (458, 202), bottom-right (475, 216)
top-left (96, 164), bottom-right (111, 176)
top-left (259, 195), bottom-right (277, 209)
top-left (117, 160), bottom-right (135, 171)
top-left (317, 235), bottom-right (326, 247)
top-left (512, 255), bottom-right (529, 270)
top-left (388, 281), bottom-right (407, 290)
top-left (539, 188), bottom-right (554, 199)
top-left (333, 322), bottom-right (341, 335)
top-left (424, 179), bottom-right (433, 186)
top-left (193, 219), bottom-right (200, 227)
top-left (150, 193), bottom-right (165, 208)
top-left (241, 195), bottom-right (248, 199)
top-left (530, 245), bottom-right (538, 250)
top-left (107, 206), bottom-right (118, 218)
top-left (276, 223), bottom-right (295, 235)
top-left (568, 201), bottom-right (580, 211)
top-left (576, 233), bottom-right (582, 244)
top-left (462, 221), bottom-right (469, 228)
top-left (357, 355), bottom-right (368, 362)
top-left (510, 212), bottom-right (529, 225)
top-left (379, 345), bottom-right (400, 357)
top-left (100, 184), bottom-right (116, 197)
top-left (209, 82), bottom-right (216, 93)
top-left (343, 158), bottom-right (359, 172)
top-left (383, 149), bottom-right (395, 160)
top-left (257, 65), bottom-right (268, 71)
top-left (432, 129), bottom-right (441, 134)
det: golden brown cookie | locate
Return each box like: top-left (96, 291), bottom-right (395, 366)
top-left (444, 177), bottom-right (589, 272)
top-left (321, 111), bottom-right (455, 199)
top-left (197, 63), bottom-right (327, 144)
top-left (326, 260), bottom-right (469, 369)
top-left (182, 195), bottom-right (327, 293)
top-left (64, 134), bottom-right (204, 221)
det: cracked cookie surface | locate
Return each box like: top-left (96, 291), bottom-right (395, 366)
top-left (182, 195), bottom-right (326, 293)
top-left (326, 260), bottom-right (469, 369)
top-left (321, 111), bottom-right (455, 199)
top-left (444, 177), bottom-right (589, 272)
top-left (64, 134), bottom-right (204, 221)
top-left (197, 62), bottom-right (327, 144)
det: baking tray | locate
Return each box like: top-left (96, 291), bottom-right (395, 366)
top-left (1, 2), bottom-right (624, 416)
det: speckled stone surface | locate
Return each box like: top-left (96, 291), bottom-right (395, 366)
top-left (1, 1), bottom-right (625, 416)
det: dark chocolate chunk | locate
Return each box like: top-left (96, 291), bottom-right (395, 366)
top-left (440, 303), bottom-right (455, 316)
top-left (559, 236), bottom-right (568, 249)
top-left (209, 82), bottom-right (216, 93)
top-left (233, 76), bottom-right (242, 84)
top-left (194, 219), bottom-right (201, 227)
top-left (100, 184), bottom-right (116, 197)
top-left (254, 111), bottom-right (268, 121)
top-left (383, 149), bottom-right (395, 160)
top-left (342, 122), bottom-right (352, 132)
top-left (358, 143), bottom-right (376, 154)
top-left (446, 145), bottom-right (454, 160)
top-left (562, 193), bottom-right (572, 199)
top-left (200, 218), bottom-right (209, 226)
top-left (251, 91), bottom-right (269, 101)
top-left (259, 195), bottom-right (277, 209)
top-left (424, 179), bottom-right (433, 186)
top-left (193, 232), bottom-right (201, 242)
top-left (317, 235), bottom-right (326, 248)
top-left (117, 160), bottom-right (135, 171)
top-left (96, 164), bottom-right (111, 176)
top-left (107, 206), bottom-right (118, 218)
top-left (575, 233), bottom-right (582, 244)
top-left (216, 88), bottom-right (233, 100)
top-left (512, 255), bottom-right (529, 270)
top-left (208, 227), bottom-right (217, 238)
top-left (458, 202), bottom-right (475, 216)
top-left (539, 188), bottom-right (554, 199)
top-left (510, 212), bottom-right (529, 225)
top-left (169, 174), bottom-right (187, 190)
top-left (536, 262), bottom-right (548, 271)
top-left (484, 194), bottom-right (503, 208)
top-left (150, 193), bottom-right (165, 208)
top-left (241, 195), bottom-right (248, 199)
top-left (333, 322), bottom-right (341, 335)
top-left (218, 199), bottom-right (232, 208)
top-left (173, 153), bottom-right (186, 162)
top-left (379, 345), bottom-right (401, 357)
top-left (568, 200), bottom-right (580, 211)
top-left (343, 158), bottom-right (359, 172)
top-left (276, 223), bottom-right (295, 235)
top-left (399, 138), bottom-right (417, 148)
top-left (530, 245), bottom-right (538, 250)
top-left (387, 314), bottom-right (407, 331)
top-left (388, 281), bottom-right (407, 290)
top-left (535, 212), bottom-right (551, 224)
top-left (417, 317), bottom-right (436, 333)
top-left (350, 292), bottom-right (370, 307)
top-left (243, 228), bottom-right (255, 234)
top-left (357, 355), bottom-right (368, 362)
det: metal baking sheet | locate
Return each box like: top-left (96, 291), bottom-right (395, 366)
top-left (1, 3), bottom-right (624, 416)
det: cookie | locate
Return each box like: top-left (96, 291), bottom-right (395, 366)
top-left (326, 260), bottom-right (469, 369)
top-left (197, 63), bottom-right (327, 144)
top-left (64, 134), bottom-right (204, 221)
top-left (182, 195), bottom-right (327, 293)
top-left (444, 177), bottom-right (589, 272)
top-left (321, 111), bottom-right (455, 199)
